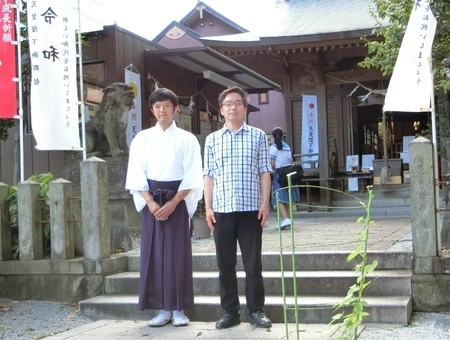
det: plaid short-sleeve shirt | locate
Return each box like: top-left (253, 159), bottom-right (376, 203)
top-left (204, 123), bottom-right (271, 213)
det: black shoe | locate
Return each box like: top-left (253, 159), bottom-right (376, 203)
top-left (215, 312), bottom-right (241, 329)
top-left (249, 310), bottom-right (272, 328)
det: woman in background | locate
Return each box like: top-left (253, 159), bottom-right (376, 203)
top-left (270, 127), bottom-right (300, 230)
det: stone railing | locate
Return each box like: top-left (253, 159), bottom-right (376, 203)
top-left (0, 157), bottom-right (114, 261)
top-left (0, 157), bottom-right (138, 303)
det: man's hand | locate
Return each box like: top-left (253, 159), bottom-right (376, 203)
top-left (154, 199), bottom-right (177, 221)
top-left (258, 204), bottom-right (269, 227)
top-left (147, 200), bottom-right (161, 216)
top-left (205, 208), bottom-right (216, 231)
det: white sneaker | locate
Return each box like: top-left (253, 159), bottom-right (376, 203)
top-left (281, 218), bottom-right (292, 229)
top-left (275, 218), bottom-right (292, 230)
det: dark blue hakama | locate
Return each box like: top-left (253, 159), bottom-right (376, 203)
top-left (138, 179), bottom-right (194, 311)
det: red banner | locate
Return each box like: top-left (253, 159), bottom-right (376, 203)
top-left (0, 0), bottom-right (16, 119)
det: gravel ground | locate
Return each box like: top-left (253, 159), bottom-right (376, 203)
top-left (0, 299), bottom-right (96, 340)
top-left (359, 312), bottom-right (450, 339)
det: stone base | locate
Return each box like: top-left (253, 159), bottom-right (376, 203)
top-left (412, 256), bottom-right (450, 311)
top-left (191, 217), bottom-right (211, 239)
top-left (412, 273), bottom-right (450, 311)
top-left (0, 255), bottom-right (128, 304)
top-left (62, 157), bottom-right (141, 253)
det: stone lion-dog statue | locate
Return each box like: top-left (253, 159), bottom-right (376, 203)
top-left (85, 82), bottom-right (135, 157)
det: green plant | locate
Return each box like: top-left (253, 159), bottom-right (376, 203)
top-left (329, 186), bottom-right (378, 340)
top-left (7, 173), bottom-right (56, 258)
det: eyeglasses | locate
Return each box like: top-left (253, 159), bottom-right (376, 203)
top-left (222, 101), bottom-right (244, 108)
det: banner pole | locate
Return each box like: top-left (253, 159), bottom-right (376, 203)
top-left (77, 0), bottom-right (86, 160)
top-left (13, 0), bottom-right (24, 182)
top-left (429, 57), bottom-right (440, 253)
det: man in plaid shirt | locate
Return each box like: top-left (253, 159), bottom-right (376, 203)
top-left (203, 86), bottom-right (272, 330)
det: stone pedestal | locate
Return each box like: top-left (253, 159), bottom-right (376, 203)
top-left (63, 156), bottom-right (141, 253)
top-left (191, 217), bottom-right (211, 239)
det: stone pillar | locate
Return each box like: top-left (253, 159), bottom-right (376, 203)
top-left (50, 179), bottom-right (75, 260)
top-left (18, 180), bottom-right (42, 260)
top-left (0, 182), bottom-right (11, 260)
top-left (80, 157), bottom-right (111, 260)
top-left (410, 137), bottom-right (437, 259)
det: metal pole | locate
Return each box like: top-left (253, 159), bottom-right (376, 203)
top-left (429, 57), bottom-right (441, 253)
top-left (77, 0), bottom-right (86, 160)
top-left (382, 111), bottom-right (387, 166)
top-left (12, 0), bottom-right (24, 182)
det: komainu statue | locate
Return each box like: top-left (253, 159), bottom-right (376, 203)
top-left (85, 82), bottom-right (135, 157)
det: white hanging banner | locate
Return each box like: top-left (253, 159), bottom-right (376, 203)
top-left (27, 0), bottom-right (81, 150)
top-left (125, 66), bottom-right (142, 146)
top-left (383, 0), bottom-right (437, 112)
top-left (301, 95), bottom-right (319, 168)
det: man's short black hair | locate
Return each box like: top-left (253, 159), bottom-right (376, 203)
top-left (149, 88), bottom-right (179, 108)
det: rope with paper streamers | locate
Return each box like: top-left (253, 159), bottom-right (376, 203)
top-left (147, 73), bottom-right (219, 114)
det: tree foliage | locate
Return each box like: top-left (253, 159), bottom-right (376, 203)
top-left (0, 120), bottom-right (15, 142)
top-left (360, 0), bottom-right (450, 93)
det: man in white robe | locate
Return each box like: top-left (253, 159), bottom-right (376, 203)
top-left (125, 88), bottom-right (203, 327)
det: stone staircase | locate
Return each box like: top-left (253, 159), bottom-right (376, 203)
top-left (79, 251), bottom-right (412, 324)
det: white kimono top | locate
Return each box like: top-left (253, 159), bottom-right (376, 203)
top-left (125, 121), bottom-right (203, 218)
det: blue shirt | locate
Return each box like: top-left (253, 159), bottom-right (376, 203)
top-left (204, 123), bottom-right (271, 213)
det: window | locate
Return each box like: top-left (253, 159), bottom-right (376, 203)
top-left (83, 61), bottom-right (106, 118)
top-left (258, 92), bottom-right (269, 105)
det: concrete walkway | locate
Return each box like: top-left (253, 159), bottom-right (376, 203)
top-left (44, 207), bottom-right (413, 339)
top-left (192, 207), bottom-right (412, 254)
top-left (45, 319), bottom-right (345, 339)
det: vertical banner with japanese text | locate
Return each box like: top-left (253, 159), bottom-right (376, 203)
top-left (383, 0), bottom-right (437, 112)
top-left (125, 67), bottom-right (142, 147)
top-left (301, 95), bottom-right (319, 168)
top-left (0, 0), bottom-right (17, 119)
top-left (27, 0), bottom-right (81, 150)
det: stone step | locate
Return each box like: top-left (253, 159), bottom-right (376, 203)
top-left (79, 294), bottom-right (412, 324)
top-left (81, 252), bottom-right (412, 325)
top-left (127, 251), bottom-right (412, 272)
top-left (105, 269), bottom-right (412, 296)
